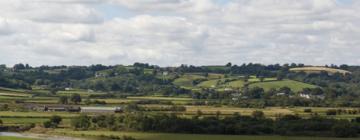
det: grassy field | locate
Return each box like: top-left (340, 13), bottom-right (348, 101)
top-left (174, 73), bottom-right (314, 93)
top-left (52, 129), bottom-right (360, 140)
top-left (290, 67), bottom-right (351, 75)
top-left (249, 80), bottom-right (317, 92)
top-left (185, 106), bottom-right (293, 116)
top-left (0, 111), bottom-right (79, 118)
top-left (197, 79), bottom-right (221, 88)
top-left (0, 136), bottom-right (38, 140)
top-left (227, 80), bottom-right (244, 88)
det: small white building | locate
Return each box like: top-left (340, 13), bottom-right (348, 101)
top-left (65, 87), bottom-right (73, 91)
top-left (299, 93), bottom-right (311, 99)
top-left (224, 88), bottom-right (233, 91)
top-left (95, 72), bottom-right (107, 78)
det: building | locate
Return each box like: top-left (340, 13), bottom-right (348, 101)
top-left (29, 105), bottom-right (80, 112)
top-left (95, 72), bottom-right (107, 78)
top-left (299, 93), bottom-right (311, 99)
top-left (81, 106), bottom-right (123, 113)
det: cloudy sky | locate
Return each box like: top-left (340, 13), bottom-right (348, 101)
top-left (0, 0), bottom-right (359, 66)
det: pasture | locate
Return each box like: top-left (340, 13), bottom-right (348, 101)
top-left (290, 67), bottom-right (351, 75)
top-left (0, 136), bottom-right (38, 140)
top-left (249, 80), bottom-right (317, 92)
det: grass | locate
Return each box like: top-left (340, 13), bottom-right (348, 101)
top-left (197, 79), bottom-right (220, 88)
top-left (52, 129), bottom-right (360, 140)
top-left (0, 111), bottom-right (79, 118)
top-left (0, 136), bottom-right (38, 140)
top-left (185, 106), bottom-right (293, 117)
top-left (249, 80), bottom-right (317, 92)
top-left (290, 67), bottom-right (351, 75)
top-left (173, 74), bottom-right (206, 88)
top-left (127, 96), bottom-right (193, 101)
top-left (227, 80), bottom-right (245, 88)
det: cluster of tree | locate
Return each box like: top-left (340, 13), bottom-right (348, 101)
top-left (326, 109), bottom-right (360, 116)
top-left (58, 94), bottom-right (82, 104)
top-left (70, 112), bottom-right (360, 138)
top-left (43, 115), bottom-right (62, 128)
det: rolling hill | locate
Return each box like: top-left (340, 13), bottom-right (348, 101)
top-left (290, 67), bottom-right (351, 75)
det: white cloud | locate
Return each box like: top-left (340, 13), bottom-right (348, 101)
top-left (0, 0), bottom-right (360, 66)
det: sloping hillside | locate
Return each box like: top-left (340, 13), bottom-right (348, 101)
top-left (249, 80), bottom-right (317, 92)
top-left (290, 67), bottom-right (351, 75)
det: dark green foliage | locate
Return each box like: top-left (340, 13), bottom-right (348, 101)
top-left (71, 114), bottom-right (91, 130)
top-left (70, 112), bottom-right (359, 138)
top-left (332, 121), bottom-right (358, 137)
top-left (70, 93), bottom-right (82, 104)
top-left (304, 108), bottom-right (312, 113)
top-left (43, 115), bottom-right (62, 128)
top-left (58, 96), bottom-right (68, 104)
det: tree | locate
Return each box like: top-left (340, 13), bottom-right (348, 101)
top-left (44, 115), bottom-right (62, 128)
top-left (252, 111), bottom-right (265, 119)
top-left (49, 88), bottom-right (58, 95)
top-left (226, 62), bottom-right (232, 67)
top-left (50, 115), bottom-right (62, 125)
top-left (58, 96), bottom-right (68, 104)
top-left (216, 111), bottom-right (221, 119)
top-left (70, 93), bottom-right (82, 104)
top-left (332, 122), bottom-right (357, 137)
top-left (259, 77), bottom-right (265, 82)
top-left (248, 87), bottom-right (264, 99)
top-left (13, 63), bottom-right (25, 70)
top-left (276, 71), bottom-right (285, 81)
top-left (71, 115), bottom-right (91, 130)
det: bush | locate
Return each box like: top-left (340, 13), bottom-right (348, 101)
top-left (123, 135), bottom-right (136, 140)
top-left (71, 115), bottom-right (91, 130)
top-left (355, 117), bottom-right (360, 123)
top-left (50, 115), bottom-right (62, 125)
top-left (326, 109), bottom-right (337, 116)
top-left (43, 121), bottom-right (53, 128)
top-left (332, 122), bottom-right (357, 137)
top-left (304, 108), bottom-right (312, 113)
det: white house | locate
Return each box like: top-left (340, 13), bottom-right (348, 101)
top-left (299, 93), bottom-right (311, 99)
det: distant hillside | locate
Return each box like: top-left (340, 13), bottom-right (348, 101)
top-left (290, 67), bottom-right (351, 75)
top-left (173, 73), bottom-right (316, 92)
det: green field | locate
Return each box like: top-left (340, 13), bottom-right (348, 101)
top-left (290, 67), bottom-right (351, 75)
top-left (0, 136), bottom-right (38, 140)
top-left (53, 129), bottom-right (360, 140)
top-left (197, 79), bottom-right (221, 88)
top-left (173, 73), bottom-right (315, 93)
top-left (227, 80), bottom-right (245, 88)
top-left (249, 80), bottom-right (317, 92)
top-left (0, 111), bottom-right (79, 118)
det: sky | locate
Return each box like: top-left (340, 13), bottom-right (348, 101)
top-left (0, 0), bottom-right (359, 66)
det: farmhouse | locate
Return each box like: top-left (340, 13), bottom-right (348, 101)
top-left (81, 106), bottom-right (123, 113)
top-left (95, 72), bottom-right (107, 78)
top-left (299, 93), bottom-right (311, 99)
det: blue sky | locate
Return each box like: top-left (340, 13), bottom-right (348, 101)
top-left (0, 0), bottom-right (359, 66)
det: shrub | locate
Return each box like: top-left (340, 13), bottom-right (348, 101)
top-left (332, 122), bottom-right (357, 137)
top-left (123, 135), bottom-right (136, 140)
top-left (43, 121), bottom-right (53, 128)
top-left (326, 109), bottom-right (337, 116)
top-left (304, 108), bottom-right (312, 113)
